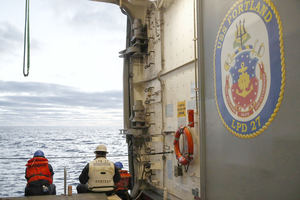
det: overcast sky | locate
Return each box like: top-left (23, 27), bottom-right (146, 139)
top-left (0, 0), bottom-right (126, 126)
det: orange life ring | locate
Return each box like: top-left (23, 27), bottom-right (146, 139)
top-left (173, 126), bottom-right (193, 165)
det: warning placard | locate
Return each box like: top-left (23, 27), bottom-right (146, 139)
top-left (177, 101), bottom-right (186, 117)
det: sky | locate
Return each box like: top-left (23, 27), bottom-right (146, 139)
top-left (0, 0), bottom-right (127, 126)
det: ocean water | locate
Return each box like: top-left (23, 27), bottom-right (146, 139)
top-left (0, 126), bottom-right (128, 197)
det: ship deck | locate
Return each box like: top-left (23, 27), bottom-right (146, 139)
top-left (0, 193), bottom-right (121, 200)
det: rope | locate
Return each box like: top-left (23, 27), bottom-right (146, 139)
top-left (134, 190), bottom-right (144, 200)
top-left (23, 0), bottom-right (30, 77)
top-left (0, 154), bottom-right (128, 160)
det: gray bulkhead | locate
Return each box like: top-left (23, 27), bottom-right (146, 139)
top-left (95, 0), bottom-right (300, 199)
top-left (201, 0), bottom-right (300, 199)
top-left (122, 0), bottom-right (201, 199)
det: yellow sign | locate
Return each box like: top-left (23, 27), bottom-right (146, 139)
top-left (177, 101), bottom-right (186, 117)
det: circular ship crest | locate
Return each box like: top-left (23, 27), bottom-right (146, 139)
top-left (214, 0), bottom-right (285, 138)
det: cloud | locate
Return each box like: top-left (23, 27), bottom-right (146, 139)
top-left (0, 21), bottom-right (41, 63)
top-left (0, 0), bottom-right (125, 126)
top-left (0, 80), bottom-right (123, 109)
top-left (46, 0), bottom-right (125, 32)
top-left (0, 22), bottom-right (23, 55)
top-left (70, 5), bottom-right (124, 31)
top-left (0, 81), bottom-right (123, 126)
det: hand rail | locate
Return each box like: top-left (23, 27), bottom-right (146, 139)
top-left (64, 167), bottom-right (67, 195)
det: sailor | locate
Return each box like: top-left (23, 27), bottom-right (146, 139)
top-left (77, 144), bottom-right (121, 195)
top-left (114, 162), bottom-right (132, 200)
top-left (25, 150), bottom-right (56, 196)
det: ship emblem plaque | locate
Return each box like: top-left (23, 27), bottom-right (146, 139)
top-left (214, 0), bottom-right (285, 138)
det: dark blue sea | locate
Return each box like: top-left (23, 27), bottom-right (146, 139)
top-left (0, 126), bottom-right (128, 197)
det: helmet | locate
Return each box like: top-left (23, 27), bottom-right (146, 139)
top-left (115, 161), bottom-right (123, 169)
top-left (34, 150), bottom-right (45, 157)
top-left (94, 144), bottom-right (108, 153)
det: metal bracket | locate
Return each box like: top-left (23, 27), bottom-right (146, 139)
top-left (144, 87), bottom-right (155, 93)
top-left (174, 165), bottom-right (183, 177)
top-left (145, 98), bottom-right (155, 104)
top-left (145, 111), bottom-right (155, 116)
top-left (192, 188), bottom-right (201, 200)
top-left (163, 130), bottom-right (175, 135)
top-left (144, 63), bottom-right (154, 69)
top-left (119, 129), bottom-right (128, 135)
top-left (163, 145), bottom-right (170, 150)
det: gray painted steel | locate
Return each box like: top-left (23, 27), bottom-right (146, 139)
top-left (202, 0), bottom-right (300, 199)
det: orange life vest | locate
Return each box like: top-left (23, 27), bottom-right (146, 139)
top-left (25, 157), bottom-right (52, 184)
top-left (115, 170), bottom-right (131, 191)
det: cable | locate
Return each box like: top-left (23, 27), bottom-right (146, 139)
top-left (23, 0), bottom-right (30, 77)
top-left (134, 190), bottom-right (143, 200)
